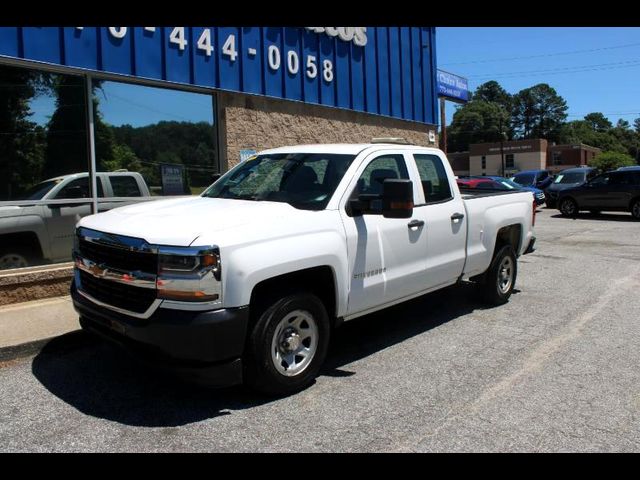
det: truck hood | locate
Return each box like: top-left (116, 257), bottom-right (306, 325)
top-left (78, 196), bottom-right (302, 246)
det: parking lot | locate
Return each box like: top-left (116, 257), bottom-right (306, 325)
top-left (1, 207), bottom-right (639, 452)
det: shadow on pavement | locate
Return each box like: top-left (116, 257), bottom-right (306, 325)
top-left (32, 282), bottom-right (491, 427)
top-left (550, 212), bottom-right (636, 222)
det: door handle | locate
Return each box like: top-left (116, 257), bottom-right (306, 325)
top-left (451, 212), bottom-right (465, 222)
top-left (408, 219), bottom-right (425, 229)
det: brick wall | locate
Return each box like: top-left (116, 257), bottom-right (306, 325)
top-left (218, 92), bottom-right (436, 170)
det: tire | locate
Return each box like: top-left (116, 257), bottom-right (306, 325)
top-left (631, 199), bottom-right (640, 220)
top-left (479, 245), bottom-right (517, 306)
top-left (244, 293), bottom-right (330, 396)
top-left (559, 197), bottom-right (578, 217)
top-left (0, 250), bottom-right (30, 270)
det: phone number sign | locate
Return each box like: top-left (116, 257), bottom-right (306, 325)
top-left (0, 26), bottom-right (437, 124)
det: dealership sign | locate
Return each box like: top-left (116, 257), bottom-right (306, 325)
top-left (437, 70), bottom-right (469, 103)
top-left (0, 26), bottom-right (437, 125)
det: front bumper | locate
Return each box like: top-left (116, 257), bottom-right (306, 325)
top-left (71, 279), bottom-right (249, 387)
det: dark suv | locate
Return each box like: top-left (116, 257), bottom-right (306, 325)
top-left (557, 169), bottom-right (640, 219)
top-left (545, 167), bottom-right (598, 208)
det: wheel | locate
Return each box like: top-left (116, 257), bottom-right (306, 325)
top-left (479, 245), bottom-right (517, 306)
top-left (632, 199), bottom-right (640, 220)
top-left (0, 251), bottom-right (30, 270)
top-left (559, 198), bottom-right (578, 217)
top-left (244, 293), bottom-right (330, 396)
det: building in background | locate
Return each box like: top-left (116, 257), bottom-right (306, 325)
top-left (0, 26), bottom-right (438, 302)
top-left (446, 139), bottom-right (601, 177)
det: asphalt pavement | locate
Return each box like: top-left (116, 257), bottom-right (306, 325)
top-left (1, 208), bottom-right (639, 452)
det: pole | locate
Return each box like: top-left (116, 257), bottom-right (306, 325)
top-left (440, 97), bottom-right (447, 154)
top-left (86, 75), bottom-right (98, 215)
top-left (499, 117), bottom-right (505, 176)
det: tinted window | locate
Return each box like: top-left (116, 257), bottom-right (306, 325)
top-left (554, 172), bottom-right (586, 184)
top-left (414, 154), bottom-right (452, 203)
top-left (110, 176), bottom-right (141, 197)
top-left (589, 174), bottom-right (610, 186)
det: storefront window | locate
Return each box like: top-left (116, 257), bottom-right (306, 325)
top-left (0, 63), bottom-right (92, 270)
top-left (0, 63), bottom-right (218, 271)
top-left (92, 80), bottom-right (217, 212)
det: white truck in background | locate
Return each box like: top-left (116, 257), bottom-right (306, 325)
top-left (0, 171), bottom-right (151, 269)
top-left (71, 141), bottom-right (536, 395)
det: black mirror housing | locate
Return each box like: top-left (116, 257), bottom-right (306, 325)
top-left (382, 179), bottom-right (413, 218)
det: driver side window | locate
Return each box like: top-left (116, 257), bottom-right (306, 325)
top-left (352, 154), bottom-right (409, 198)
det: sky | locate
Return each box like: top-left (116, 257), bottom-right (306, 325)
top-left (436, 27), bottom-right (640, 127)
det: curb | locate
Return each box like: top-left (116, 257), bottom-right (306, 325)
top-left (0, 337), bottom-right (54, 363)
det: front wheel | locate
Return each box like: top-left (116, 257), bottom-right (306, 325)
top-left (559, 197), bottom-right (578, 217)
top-left (479, 245), bottom-right (517, 306)
top-left (0, 251), bottom-right (30, 270)
top-left (244, 293), bottom-right (330, 396)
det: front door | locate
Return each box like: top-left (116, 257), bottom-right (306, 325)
top-left (340, 152), bottom-right (427, 317)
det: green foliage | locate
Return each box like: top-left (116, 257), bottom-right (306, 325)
top-left (447, 100), bottom-right (509, 152)
top-left (511, 83), bottom-right (567, 141)
top-left (588, 151), bottom-right (635, 171)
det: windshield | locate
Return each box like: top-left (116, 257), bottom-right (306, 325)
top-left (513, 173), bottom-right (535, 186)
top-left (18, 179), bottom-right (61, 200)
top-left (554, 172), bottom-right (586, 184)
top-left (202, 153), bottom-right (356, 210)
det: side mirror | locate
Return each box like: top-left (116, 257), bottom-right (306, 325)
top-left (382, 179), bottom-right (413, 218)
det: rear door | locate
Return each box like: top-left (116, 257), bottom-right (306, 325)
top-left (411, 153), bottom-right (467, 290)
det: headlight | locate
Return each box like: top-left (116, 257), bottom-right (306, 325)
top-left (157, 246), bottom-right (221, 302)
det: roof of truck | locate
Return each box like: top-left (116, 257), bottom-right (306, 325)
top-left (258, 143), bottom-right (440, 156)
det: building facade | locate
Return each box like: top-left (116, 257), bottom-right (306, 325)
top-left (0, 26), bottom-right (438, 302)
top-left (447, 140), bottom-right (602, 177)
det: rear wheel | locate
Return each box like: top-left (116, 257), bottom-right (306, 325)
top-left (479, 245), bottom-right (517, 306)
top-left (559, 198), bottom-right (578, 217)
top-left (244, 293), bottom-right (330, 396)
top-left (631, 199), bottom-right (640, 220)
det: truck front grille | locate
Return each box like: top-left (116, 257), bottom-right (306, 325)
top-left (79, 270), bottom-right (157, 314)
top-left (78, 237), bottom-right (157, 273)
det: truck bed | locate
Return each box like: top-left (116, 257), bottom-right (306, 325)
top-left (459, 188), bottom-right (525, 200)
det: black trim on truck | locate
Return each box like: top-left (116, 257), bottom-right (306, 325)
top-left (71, 279), bottom-right (249, 387)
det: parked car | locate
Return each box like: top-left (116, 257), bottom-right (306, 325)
top-left (72, 141), bottom-right (536, 395)
top-left (456, 176), bottom-right (545, 206)
top-left (512, 169), bottom-right (553, 191)
top-left (0, 171), bottom-right (153, 270)
top-left (486, 176), bottom-right (546, 206)
top-left (545, 167), bottom-right (598, 208)
top-left (557, 169), bottom-right (640, 219)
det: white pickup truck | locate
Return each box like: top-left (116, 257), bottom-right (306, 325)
top-left (71, 141), bottom-right (536, 395)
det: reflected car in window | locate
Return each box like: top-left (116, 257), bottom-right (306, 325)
top-left (0, 172), bottom-right (153, 270)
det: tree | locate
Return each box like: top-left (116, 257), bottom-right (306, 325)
top-left (473, 81), bottom-right (512, 111)
top-left (447, 101), bottom-right (510, 152)
top-left (584, 112), bottom-right (613, 132)
top-left (511, 83), bottom-right (568, 141)
top-left (588, 151), bottom-right (635, 171)
top-left (633, 118), bottom-right (640, 134)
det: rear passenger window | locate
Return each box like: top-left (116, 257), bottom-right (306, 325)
top-left (110, 176), bottom-right (141, 197)
top-left (413, 154), bottom-right (452, 203)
